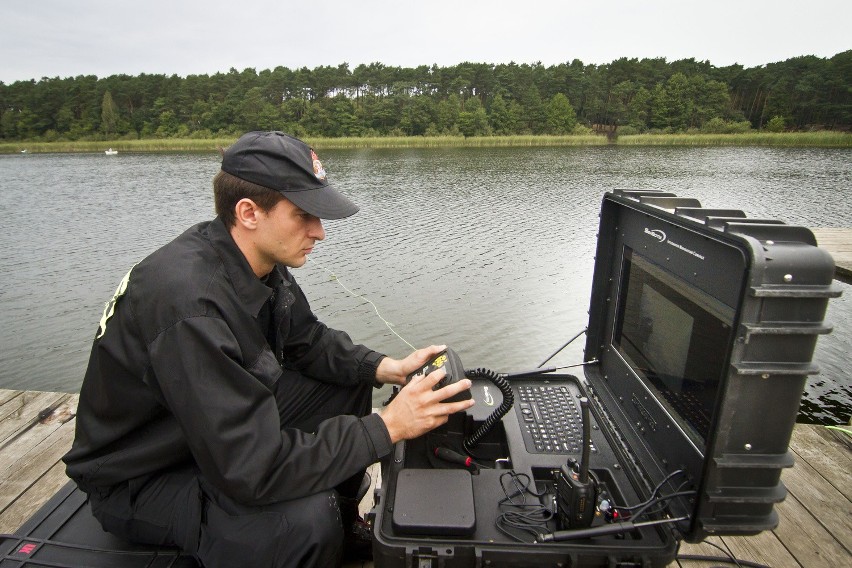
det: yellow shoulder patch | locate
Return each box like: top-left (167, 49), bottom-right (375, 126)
top-left (96, 264), bottom-right (136, 339)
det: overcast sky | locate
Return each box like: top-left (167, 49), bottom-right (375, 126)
top-left (2, 0), bottom-right (850, 84)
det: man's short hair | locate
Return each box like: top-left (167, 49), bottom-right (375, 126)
top-left (213, 170), bottom-right (285, 228)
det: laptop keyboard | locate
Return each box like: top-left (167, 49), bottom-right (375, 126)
top-left (515, 384), bottom-right (597, 454)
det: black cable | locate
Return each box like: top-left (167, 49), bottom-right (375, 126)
top-left (462, 368), bottom-right (514, 452)
top-left (537, 328), bottom-right (587, 368)
top-left (677, 556), bottom-right (769, 568)
top-left (678, 540), bottom-right (771, 568)
top-left (611, 469), bottom-right (687, 518)
top-left (636, 480), bottom-right (693, 518)
top-left (496, 506), bottom-right (554, 543)
top-left (700, 540), bottom-right (746, 568)
top-left (495, 471), bottom-right (553, 543)
top-left (631, 491), bottom-right (696, 519)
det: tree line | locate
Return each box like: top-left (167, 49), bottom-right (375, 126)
top-left (1, 51), bottom-right (849, 141)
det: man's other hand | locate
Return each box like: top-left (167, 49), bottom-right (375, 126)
top-left (379, 366), bottom-right (474, 444)
top-left (374, 344), bottom-right (447, 386)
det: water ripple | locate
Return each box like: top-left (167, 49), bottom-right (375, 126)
top-left (0, 147), bottom-right (849, 424)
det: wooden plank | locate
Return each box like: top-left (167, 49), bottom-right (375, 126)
top-left (0, 391), bottom-right (69, 443)
top-left (823, 425), bottom-right (852, 449)
top-left (0, 460), bottom-right (71, 533)
top-left (772, 489), bottom-right (851, 567)
top-left (789, 424), bottom-right (852, 501)
top-left (0, 393), bottom-right (73, 515)
top-left (812, 227), bottom-right (852, 282)
top-left (781, 449), bottom-right (852, 552)
top-left (0, 389), bottom-right (23, 407)
top-left (677, 528), bottom-right (800, 568)
top-left (0, 391), bottom-right (26, 423)
top-left (721, 531), bottom-right (801, 568)
top-left (0, 394), bottom-right (80, 466)
top-left (0, 430), bottom-right (73, 522)
top-left (812, 228), bottom-right (852, 248)
top-left (0, 395), bottom-right (76, 513)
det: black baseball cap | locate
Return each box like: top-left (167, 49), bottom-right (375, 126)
top-left (221, 131), bottom-right (359, 219)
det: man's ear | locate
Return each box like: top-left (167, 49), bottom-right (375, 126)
top-left (234, 198), bottom-right (261, 230)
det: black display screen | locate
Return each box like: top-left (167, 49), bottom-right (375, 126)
top-left (613, 248), bottom-right (735, 445)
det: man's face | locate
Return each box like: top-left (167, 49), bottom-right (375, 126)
top-left (254, 197), bottom-right (325, 269)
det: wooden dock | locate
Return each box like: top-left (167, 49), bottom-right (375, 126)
top-left (813, 227), bottom-right (852, 284)
top-left (1, 388), bottom-right (849, 567)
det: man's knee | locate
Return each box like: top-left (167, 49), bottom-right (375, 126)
top-left (198, 489), bottom-right (343, 568)
top-left (86, 470), bottom-right (201, 549)
top-left (274, 369), bottom-right (372, 430)
top-left (283, 491), bottom-right (344, 553)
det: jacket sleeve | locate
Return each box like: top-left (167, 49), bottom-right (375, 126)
top-left (278, 270), bottom-right (386, 386)
top-left (148, 315), bottom-right (393, 505)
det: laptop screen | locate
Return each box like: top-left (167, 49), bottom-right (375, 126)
top-left (612, 247), bottom-right (736, 447)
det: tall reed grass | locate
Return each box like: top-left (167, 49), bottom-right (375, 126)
top-left (307, 134), bottom-right (606, 148)
top-left (617, 132), bottom-right (850, 147)
top-left (2, 132), bottom-right (848, 154)
top-left (1, 139), bottom-right (235, 154)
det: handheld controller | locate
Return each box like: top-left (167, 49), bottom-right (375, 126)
top-left (406, 348), bottom-right (472, 403)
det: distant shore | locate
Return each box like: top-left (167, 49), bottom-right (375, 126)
top-left (2, 132), bottom-right (850, 154)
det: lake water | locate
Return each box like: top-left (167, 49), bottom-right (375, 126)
top-left (0, 146), bottom-right (849, 424)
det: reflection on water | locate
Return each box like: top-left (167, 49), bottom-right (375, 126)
top-left (0, 146), bottom-right (849, 424)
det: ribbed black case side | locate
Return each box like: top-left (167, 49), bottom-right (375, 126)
top-left (695, 220), bottom-right (838, 540)
top-left (588, 190), bottom-right (841, 542)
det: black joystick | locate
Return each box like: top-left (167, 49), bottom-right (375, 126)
top-left (406, 348), bottom-right (471, 403)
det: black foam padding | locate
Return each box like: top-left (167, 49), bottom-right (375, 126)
top-left (391, 469), bottom-right (476, 536)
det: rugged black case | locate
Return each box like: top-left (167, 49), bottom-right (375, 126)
top-left (370, 190), bottom-right (841, 567)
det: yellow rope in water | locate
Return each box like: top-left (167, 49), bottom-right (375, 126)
top-left (307, 258), bottom-right (417, 351)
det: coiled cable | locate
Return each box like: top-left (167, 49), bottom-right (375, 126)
top-left (463, 368), bottom-right (514, 453)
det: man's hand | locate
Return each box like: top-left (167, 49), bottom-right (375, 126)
top-left (375, 344), bottom-right (448, 386)
top-left (379, 367), bottom-right (475, 444)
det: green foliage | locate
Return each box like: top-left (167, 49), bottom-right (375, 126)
top-left (519, 85), bottom-right (547, 134)
top-left (100, 91), bottom-right (119, 136)
top-left (701, 117), bottom-right (753, 134)
top-left (1, 51), bottom-right (848, 142)
top-left (488, 93), bottom-right (519, 135)
top-left (545, 93), bottom-right (577, 134)
top-left (457, 97), bottom-right (490, 137)
top-left (616, 125), bottom-right (641, 136)
top-left (765, 116), bottom-right (787, 132)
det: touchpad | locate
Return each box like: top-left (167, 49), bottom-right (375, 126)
top-left (391, 469), bottom-right (476, 536)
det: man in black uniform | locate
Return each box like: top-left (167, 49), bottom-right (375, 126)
top-left (63, 131), bottom-right (474, 567)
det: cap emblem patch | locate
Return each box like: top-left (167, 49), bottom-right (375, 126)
top-left (310, 149), bottom-right (327, 181)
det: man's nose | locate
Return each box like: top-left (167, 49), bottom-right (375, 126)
top-left (310, 217), bottom-right (325, 241)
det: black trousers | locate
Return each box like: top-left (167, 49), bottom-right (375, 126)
top-left (88, 371), bottom-right (374, 568)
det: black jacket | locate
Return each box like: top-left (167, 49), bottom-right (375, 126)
top-left (63, 217), bottom-right (391, 505)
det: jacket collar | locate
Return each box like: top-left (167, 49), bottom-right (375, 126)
top-left (206, 217), bottom-right (289, 317)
